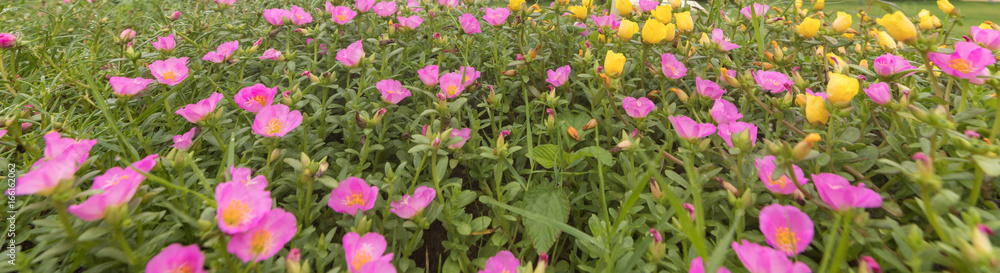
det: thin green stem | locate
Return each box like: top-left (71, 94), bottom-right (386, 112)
top-left (969, 165), bottom-right (984, 207)
top-left (828, 210), bottom-right (855, 273)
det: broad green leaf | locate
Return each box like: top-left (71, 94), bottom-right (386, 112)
top-left (528, 144), bottom-right (559, 169)
top-left (521, 183), bottom-right (570, 253)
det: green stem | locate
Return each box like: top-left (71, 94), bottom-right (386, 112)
top-left (921, 187), bottom-right (951, 244)
top-left (685, 147), bottom-right (709, 260)
top-left (828, 209), bottom-right (855, 273)
top-left (55, 201), bottom-right (78, 241)
top-left (990, 96), bottom-right (1000, 140)
top-left (969, 165), bottom-right (984, 206)
top-left (112, 220), bottom-right (137, 265)
top-left (817, 213), bottom-right (844, 273)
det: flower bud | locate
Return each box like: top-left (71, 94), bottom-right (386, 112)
top-left (269, 148), bottom-right (282, 163)
top-left (650, 177), bottom-right (662, 200)
top-left (355, 111), bottom-right (367, 129)
top-left (170, 11), bottom-right (182, 21)
top-left (792, 133), bottom-right (822, 160)
top-left (286, 248), bottom-right (302, 273)
top-left (668, 87), bottom-right (688, 102)
top-left (567, 126), bottom-right (581, 141)
top-left (119, 29), bottom-right (136, 43)
top-left (582, 119), bottom-right (599, 131)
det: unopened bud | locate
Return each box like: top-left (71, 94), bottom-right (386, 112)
top-left (286, 248), bottom-right (302, 273)
top-left (582, 119), bottom-right (599, 130)
top-left (650, 178), bottom-right (662, 200)
top-left (170, 11), bottom-right (182, 21)
top-left (269, 148), bottom-right (282, 163)
top-left (567, 126), bottom-right (581, 141)
top-left (355, 111), bottom-right (367, 129)
top-left (720, 179), bottom-right (739, 197)
top-left (792, 133), bottom-right (822, 160)
top-left (668, 87), bottom-right (688, 102)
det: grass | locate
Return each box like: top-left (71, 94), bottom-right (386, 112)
top-left (824, 0), bottom-right (998, 35)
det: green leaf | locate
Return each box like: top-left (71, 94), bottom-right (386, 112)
top-left (521, 183), bottom-right (570, 252)
top-left (972, 155), bottom-right (1000, 176)
top-left (572, 146), bottom-right (616, 166)
top-left (528, 144), bottom-right (559, 169)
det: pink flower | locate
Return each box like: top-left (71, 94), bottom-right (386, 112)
top-left (229, 166), bottom-right (268, 191)
top-left (146, 244), bottom-right (207, 273)
top-left (669, 115), bottom-right (716, 139)
top-left (760, 204), bottom-right (814, 256)
top-left (203, 40), bottom-right (239, 63)
top-left (252, 104), bottom-right (303, 137)
top-left (546, 65), bottom-right (571, 87)
top-left (438, 0), bottom-right (460, 9)
top-left (591, 15), bottom-right (619, 29)
top-left (390, 186), bottom-right (436, 219)
top-left (813, 173), bottom-right (883, 211)
top-left (872, 53), bottom-right (915, 77)
top-left (575, 22), bottom-right (590, 36)
top-left (356, 0), bottom-right (375, 12)
top-left (483, 7), bottom-right (510, 26)
top-left (170, 11), bottom-right (182, 21)
top-left (290, 5), bottom-right (313, 25)
top-left (689, 257), bottom-right (731, 273)
top-left (397, 15), bottom-right (424, 30)
top-left (622, 97), bottom-right (655, 118)
top-left (710, 99), bottom-right (743, 124)
top-left (39, 131), bottom-right (97, 166)
top-left (263, 9), bottom-right (292, 26)
top-left (306, 38), bottom-right (329, 55)
top-left (928, 41), bottom-right (997, 84)
top-left (260, 48), bottom-right (282, 61)
top-left (695, 76), bottom-right (726, 100)
top-left (971, 26), bottom-right (1000, 50)
top-left (661, 53), bottom-right (688, 79)
top-left (966, 130), bottom-right (981, 139)
top-left (175, 92), bottom-right (224, 123)
top-left (172, 127), bottom-right (198, 151)
top-left (418, 65), bottom-right (440, 87)
top-left (754, 155), bottom-right (809, 195)
top-left (0, 130), bottom-right (5, 139)
top-left (459, 13), bottom-right (482, 34)
top-left (683, 203), bottom-right (696, 220)
top-left (328, 177), bottom-right (378, 215)
top-left (227, 208), bottom-right (297, 262)
top-left (717, 121), bottom-right (757, 148)
top-left (0, 33), bottom-right (16, 49)
top-left (439, 72), bottom-right (465, 98)
top-left (637, 0), bottom-right (658, 12)
top-left (732, 240), bottom-right (812, 273)
top-left (360, 259), bottom-right (397, 273)
top-left (478, 251), bottom-right (519, 273)
top-left (343, 232), bottom-right (394, 273)
top-left (215, 181), bottom-right (272, 234)
top-left (68, 154), bottom-right (158, 221)
top-left (330, 6), bottom-right (357, 25)
top-left (373, 2), bottom-right (397, 17)
top-left (214, 0), bottom-right (237, 6)
top-left (337, 40), bottom-right (365, 67)
top-left (151, 34), bottom-right (176, 52)
top-left (711, 29), bottom-right (741, 51)
top-left (376, 79), bottom-right (412, 104)
top-left (449, 128), bottom-right (472, 149)
top-left (859, 256), bottom-right (881, 273)
top-left (753, 70), bottom-right (792, 93)
top-left (864, 82), bottom-right (891, 105)
top-left (148, 57), bottom-right (190, 86)
top-left (740, 3), bottom-right (769, 20)
top-left (109, 76), bottom-right (154, 96)
top-left (457, 66), bottom-right (481, 86)
top-left (15, 156), bottom-right (78, 196)
top-left (119, 29), bottom-right (136, 42)
top-left (235, 83), bottom-right (278, 113)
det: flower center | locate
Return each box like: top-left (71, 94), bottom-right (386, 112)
top-left (251, 229), bottom-right (272, 256)
top-left (266, 118), bottom-right (284, 135)
top-left (337, 15), bottom-right (347, 21)
top-left (222, 200), bottom-right (251, 226)
top-left (767, 175), bottom-right (790, 189)
top-left (447, 85), bottom-right (459, 97)
top-left (345, 192), bottom-right (365, 207)
top-left (949, 58), bottom-right (974, 73)
top-left (252, 95), bottom-right (267, 106)
top-left (352, 251), bottom-right (372, 271)
top-left (775, 226), bottom-right (800, 253)
top-left (106, 175), bottom-right (130, 187)
top-left (169, 263), bottom-right (193, 273)
top-left (162, 71), bottom-right (176, 80)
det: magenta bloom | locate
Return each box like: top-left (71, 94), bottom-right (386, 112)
top-left (260, 48), bottom-right (282, 61)
top-left (755, 155), bottom-right (809, 195)
top-left (397, 15), bottom-right (424, 30)
top-left (971, 26), bottom-right (1000, 50)
top-left (109, 76), bottom-right (154, 96)
top-left (546, 65), bottom-right (571, 87)
top-left (448, 128), bottom-right (472, 149)
top-left (151, 34), bottom-right (176, 52)
top-left (760, 204), bottom-right (814, 256)
top-left (637, 0), bottom-right (658, 11)
top-left (68, 154), bottom-right (158, 221)
top-left (872, 53), bottom-right (916, 77)
top-left (337, 40), bottom-right (364, 68)
top-left (669, 115), bottom-right (716, 139)
top-left (215, 181), bottom-right (272, 234)
top-left (289, 5), bottom-right (313, 25)
top-left (252, 104), bottom-right (303, 137)
top-left (376, 79), bottom-right (412, 104)
top-left (40, 131), bottom-right (96, 166)
top-left (711, 29), bottom-right (741, 51)
top-left (172, 127), bottom-right (197, 151)
top-left (591, 15), bottom-right (618, 29)
top-left (479, 251), bottom-right (519, 273)
top-left (710, 99), bottom-right (743, 124)
top-left (438, 0), bottom-right (460, 8)
top-left (176, 92), bottom-right (224, 123)
top-left (356, 0), bottom-right (375, 12)
top-left (119, 29), bottom-right (136, 42)
top-left (16, 157), bottom-right (77, 196)
top-left (732, 240), bottom-right (812, 273)
top-left (0, 130), bottom-right (5, 139)
top-left (418, 65), bottom-right (440, 87)
top-left (864, 82), bottom-right (891, 105)
top-left (928, 41), bottom-right (997, 84)
top-left (622, 97), bottom-right (655, 118)
top-left (0, 33), bottom-right (16, 49)
top-left (235, 83), bottom-right (278, 113)
top-left (439, 72), bottom-right (465, 98)
top-left (146, 244), bottom-right (207, 273)
top-left (227, 208), bottom-right (297, 262)
top-left (215, 0), bottom-right (236, 6)
top-left (373, 2), bottom-right (396, 17)
top-left (695, 76), bottom-right (726, 100)
top-left (661, 53), bottom-right (688, 79)
top-left (202, 40), bottom-right (239, 63)
top-left (328, 177), bottom-right (378, 215)
top-left (689, 257), bottom-right (732, 273)
top-left (148, 57), bottom-right (190, 86)
top-left (483, 7), bottom-right (510, 26)
top-left (229, 166), bottom-right (268, 191)
top-left (717, 121), bottom-right (758, 148)
top-left (860, 256), bottom-right (881, 273)
top-left (813, 173), bottom-right (883, 211)
top-left (740, 3), bottom-right (769, 20)
top-left (331, 6), bottom-right (357, 25)
top-left (457, 66), bottom-right (481, 86)
top-left (390, 186), bottom-right (436, 219)
top-left (459, 13), bottom-right (482, 34)
top-left (343, 232), bottom-right (394, 273)
top-left (263, 9), bottom-right (292, 26)
top-left (753, 70), bottom-right (792, 93)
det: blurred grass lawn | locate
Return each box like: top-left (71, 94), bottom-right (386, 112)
top-left (823, 0), bottom-right (999, 35)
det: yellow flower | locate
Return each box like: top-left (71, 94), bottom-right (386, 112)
top-left (669, 0), bottom-right (683, 9)
top-left (795, 0), bottom-right (803, 9)
top-left (604, 50), bottom-right (626, 78)
top-left (652, 5), bottom-right (672, 24)
top-left (582, 0), bottom-right (593, 7)
top-left (675, 11), bottom-right (693, 33)
top-left (557, 0), bottom-right (570, 6)
top-left (664, 23), bottom-right (677, 42)
top-left (568, 5), bottom-right (587, 20)
top-left (918, 9), bottom-right (930, 18)
top-left (981, 21), bottom-right (996, 30)
top-left (826, 72), bottom-right (859, 106)
top-left (876, 30), bottom-right (897, 51)
top-left (618, 19), bottom-right (639, 40)
top-left (920, 15), bottom-right (942, 30)
top-left (642, 19), bottom-right (668, 44)
top-left (876, 11), bottom-right (917, 42)
top-left (797, 18), bottom-right (821, 38)
top-left (826, 53), bottom-right (848, 74)
top-left (812, 0), bottom-right (824, 10)
top-left (616, 0), bottom-right (633, 16)
top-left (842, 33), bottom-right (855, 40)
top-left (509, 0), bottom-right (524, 11)
top-left (805, 93), bottom-right (829, 125)
top-left (832, 12), bottom-right (852, 33)
top-left (938, 0), bottom-right (955, 15)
